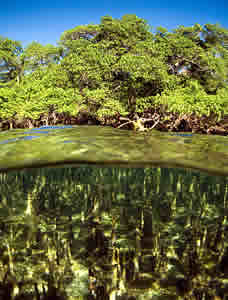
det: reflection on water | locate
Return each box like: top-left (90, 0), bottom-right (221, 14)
top-left (0, 166), bottom-right (228, 300)
top-left (0, 126), bottom-right (74, 144)
top-left (0, 125), bottom-right (228, 175)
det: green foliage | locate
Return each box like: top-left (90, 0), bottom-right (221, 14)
top-left (0, 87), bottom-right (20, 119)
top-left (0, 36), bottom-right (24, 85)
top-left (135, 96), bottom-right (154, 112)
top-left (96, 98), bottom-right (128, 120)
top-left (23, 42), bottom-right (61, 71)
top-left (154, 80), bottom-right (228, 119)
top-left (0, 16), bottom-right (228, 123)
top-left (60, 24), bottom-right (100, 44)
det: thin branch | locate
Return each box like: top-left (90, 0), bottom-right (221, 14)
top-left (117, 121), bottom-right (133, 128)
top-left (151, 119), bottom-right (160, 129)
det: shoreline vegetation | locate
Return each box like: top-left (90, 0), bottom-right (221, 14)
top-left (0, 15), bottom-right (228, 134)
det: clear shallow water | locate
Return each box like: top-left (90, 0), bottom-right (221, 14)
top-left (0, 126), bottom-right (228, 300)
top-left (0, 165), bottom-right (228, 300)
top-left (0, 125), bottom-right (228, 175)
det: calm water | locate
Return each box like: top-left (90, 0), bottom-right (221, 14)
top-left (0, 126), bottom-right (228, 300)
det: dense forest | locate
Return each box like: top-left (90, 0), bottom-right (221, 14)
top-left (1, 15), bottom-right (228, 134)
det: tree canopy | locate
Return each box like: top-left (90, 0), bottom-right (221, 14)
top-left (0, 15), bottom-right (228, 133)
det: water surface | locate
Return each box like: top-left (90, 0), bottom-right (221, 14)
top-left (0, 126), bottom-right (228, 300)
top-left (0, 125), bottom-right (228, 175)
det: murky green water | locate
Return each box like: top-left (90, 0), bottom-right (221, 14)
top-left (0, 126), bottom-right (228, 300)
top-left (0, 125), bottom-right (228, 174)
